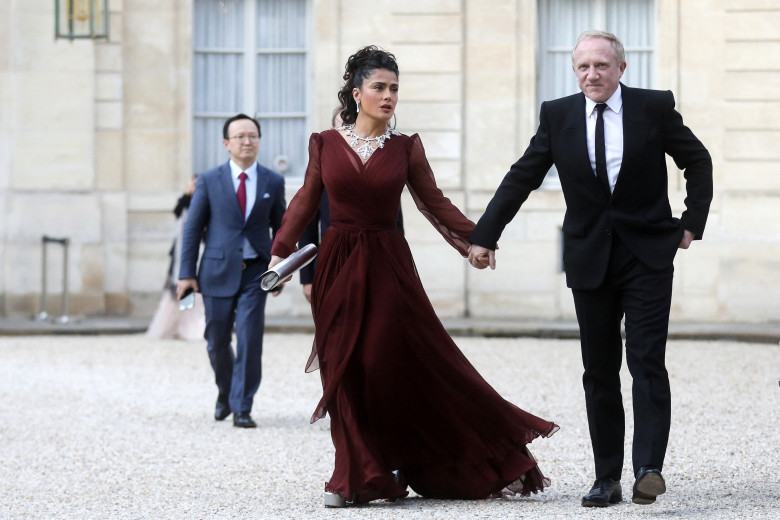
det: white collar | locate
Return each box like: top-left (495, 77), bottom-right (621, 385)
top-left (229, 160), bottom-right (258, 180)
top-left (585, 84), bottom-right (623, 116)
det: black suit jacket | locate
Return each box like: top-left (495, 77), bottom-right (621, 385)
top-left (470, 84), bottom-right (713, 290)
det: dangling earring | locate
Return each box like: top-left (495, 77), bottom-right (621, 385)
top-left (391, 113), bottom-right (397, 129)
top-left (356, 100), bottom-right (360, 114)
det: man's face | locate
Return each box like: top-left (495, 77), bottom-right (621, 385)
top-left (572, 37), bottom-right (626, 103)
top-left (223, 119), bottom-right (260, 166)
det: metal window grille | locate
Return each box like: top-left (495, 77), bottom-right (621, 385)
top-left (55, 0), bottom-right (109, 40)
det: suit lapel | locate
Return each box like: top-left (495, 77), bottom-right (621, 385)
top-left (612, 84), bottom-right (647, 199)
top-left (246, 164), bottom-right (270, 224)
top-left (564, 93), bottom-right (606, 197)
top-left (565, 94), bottom-right (589, 164)
top-left (218, 162), bottom-right (245, 223)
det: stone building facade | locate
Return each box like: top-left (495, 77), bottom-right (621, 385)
top-left (1, 0), bottom-right (778, 324)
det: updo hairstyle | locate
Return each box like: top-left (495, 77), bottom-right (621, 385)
top-left (335, 46), bottom-right (399, 126)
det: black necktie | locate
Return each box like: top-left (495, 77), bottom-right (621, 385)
top-left (595, 103), bottom-right (611, 195)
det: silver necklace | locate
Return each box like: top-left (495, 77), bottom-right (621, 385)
top-left (339, 124), bottom-right (400, 160)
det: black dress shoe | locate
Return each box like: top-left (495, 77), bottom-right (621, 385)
top-left (633, 466), bottom-right (666, 504)
top-left (393, 469), bottom-right (407, 489)
top-left (214, 399), bottom-right (231, 421)
top-left (233, 412), bottom-right (257, 428)
top-left (582, 478), bottom-right (622, 507)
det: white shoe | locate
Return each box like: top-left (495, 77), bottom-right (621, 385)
top-left (324, 491), bottom-right (347, 508)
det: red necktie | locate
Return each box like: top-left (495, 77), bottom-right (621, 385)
top-left (237, 172), bottom-right (247, 218)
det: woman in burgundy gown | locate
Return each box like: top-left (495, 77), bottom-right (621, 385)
top-left (269, 46), bottom-right (558, 507)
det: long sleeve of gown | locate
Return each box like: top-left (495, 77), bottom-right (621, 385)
top-left (271, 133), bottom-right (325, 258)
top-left (406, 134), bottom-right (475, 257)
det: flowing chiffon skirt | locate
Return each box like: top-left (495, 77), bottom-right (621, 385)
top-left (309, 225), bottom-right (558, 503)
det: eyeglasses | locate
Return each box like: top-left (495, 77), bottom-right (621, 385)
top-left (228, 135), bottom-right (260, 142)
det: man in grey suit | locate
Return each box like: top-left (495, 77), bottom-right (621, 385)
top-left (178, 113), bottom-right (286, 428)
top-left (469, 31), bottom-right (712, 506)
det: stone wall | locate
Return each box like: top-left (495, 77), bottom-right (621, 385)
top-left (0, 0), bottom-right (193, 318)
top-left (1, 0), bottom-right (778, 324)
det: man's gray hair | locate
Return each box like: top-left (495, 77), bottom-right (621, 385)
top-left (572, 30), bottom-right (626, 65)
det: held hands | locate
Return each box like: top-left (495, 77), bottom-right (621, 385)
top-left (468, 244), bottom-right (497, 270)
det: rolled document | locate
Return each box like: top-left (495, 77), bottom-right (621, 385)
top-left (259, 244), bottom-right (318, 292)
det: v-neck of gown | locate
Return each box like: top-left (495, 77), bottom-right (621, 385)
top-left (335, 130), bottom-right (387, 169)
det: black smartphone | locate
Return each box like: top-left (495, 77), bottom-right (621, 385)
top-left (179, 288), bottom-right (195, 310)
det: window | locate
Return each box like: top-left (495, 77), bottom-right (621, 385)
top-left (192, 0), bottom-right (309, 176)
top-left (537, 0), bottom-right (655, 186)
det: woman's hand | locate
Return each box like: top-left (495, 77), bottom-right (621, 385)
top-left (268, 255), bottom-right (284, 269)
top-left (268, 255), bottom-right (293, 287)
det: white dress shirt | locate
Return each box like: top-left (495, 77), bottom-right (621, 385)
top-left (585, 85), bottom-right (624, 194)
top-left (229, 160), bottom-right (259, 259)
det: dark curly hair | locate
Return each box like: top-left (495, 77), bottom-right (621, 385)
top-left (335, 46), bottom-right (399, 125)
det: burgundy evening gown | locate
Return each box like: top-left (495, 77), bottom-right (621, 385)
top-left (271, 129), bottom-right (558, 504)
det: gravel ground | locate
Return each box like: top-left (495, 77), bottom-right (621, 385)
top-left (1, 333), bottom-right (778, 519)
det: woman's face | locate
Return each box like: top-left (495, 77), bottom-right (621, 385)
top-left (353, 68), bottom-right (398, 124)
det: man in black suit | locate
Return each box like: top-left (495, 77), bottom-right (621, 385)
top-left (469, 31), bottom-right (712, 507)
